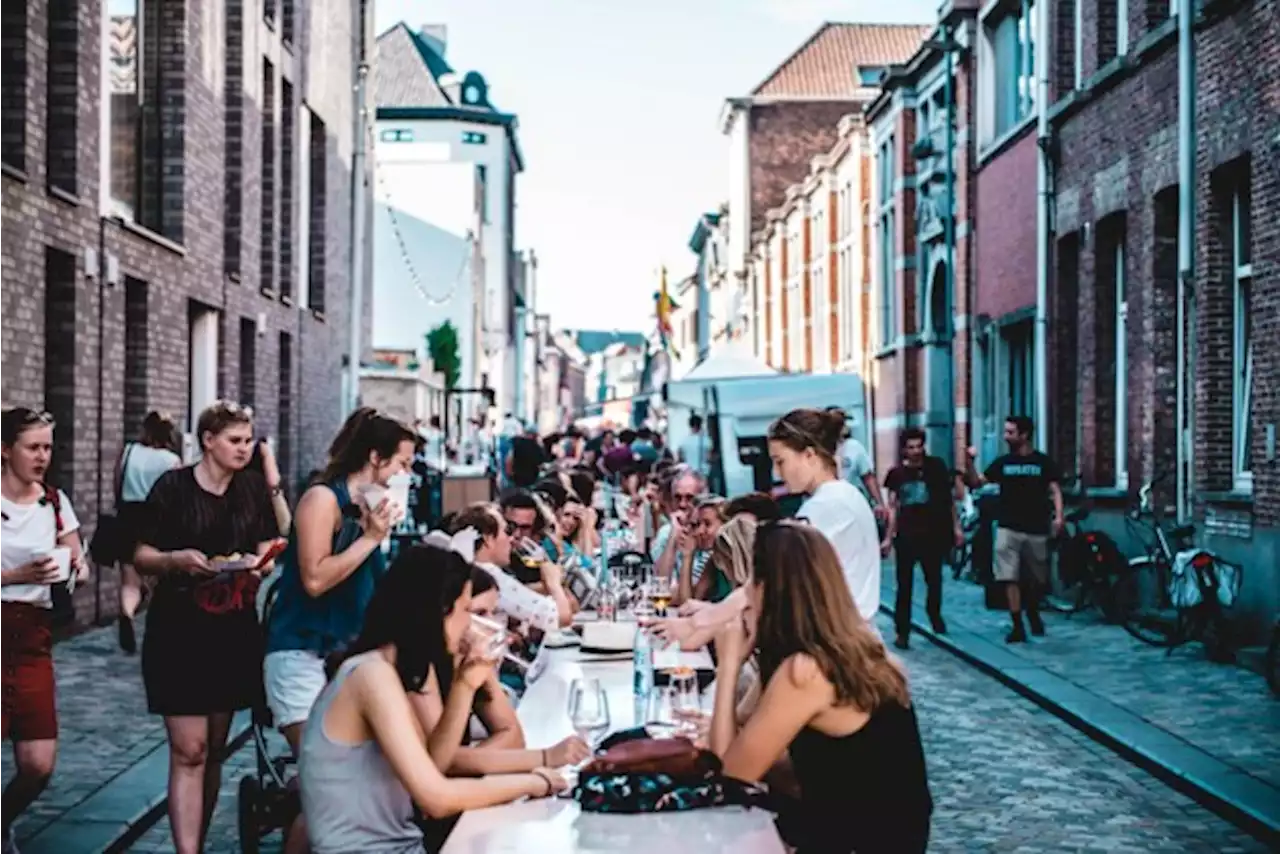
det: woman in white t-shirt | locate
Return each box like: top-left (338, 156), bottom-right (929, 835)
top-left (1, 407), bottom-right (87, 847)
top-left (767, 407), bottom-right (882, 624)
top-left (115, 411), bottom-right (183, 654)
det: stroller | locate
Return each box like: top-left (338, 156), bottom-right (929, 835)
top-left (238, 580), bottom-right (301, 854)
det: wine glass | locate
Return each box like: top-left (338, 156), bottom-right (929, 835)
top-left (568, 678), bottom-right (611, 757)
top-left (643, 685), bottom-right (680, 739)
top-left (669, 668), bottom-right (702, 737)
top-left (466, 614), bottom-right (530, 673)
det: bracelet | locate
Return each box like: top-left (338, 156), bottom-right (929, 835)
top-left (532, 769), bottom-right (553, 796)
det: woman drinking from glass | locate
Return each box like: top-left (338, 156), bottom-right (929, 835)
top-left (709, 521), bottom-right (932, 854)
top-left (300, 544), bottom-right (570, 854)
top-left (264, 407), bottom-right (415, 853)
top-left (133, 402), bottom-right (282, 854)
top-left (1, 408), bottom-right (88, 848)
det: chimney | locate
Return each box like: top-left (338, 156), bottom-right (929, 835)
top-left (419, 24), bottom-right (447, 57)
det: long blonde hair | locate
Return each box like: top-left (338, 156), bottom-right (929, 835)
top-left (712, 515), bottom-right (757, 588)
top-left (753, 521), bottom-right (909, 712)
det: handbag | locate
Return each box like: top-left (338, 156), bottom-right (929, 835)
top-left (89, 443), bottom-right (133, 566)
top-left (574, 731), bottom-right (773, 814)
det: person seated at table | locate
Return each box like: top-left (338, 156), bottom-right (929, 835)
top-left (546, 488), bottom-right (598, 568)
top-left (299, 544), bottom-right (569, 854)
top-left (450, 502), bottom-right (574, 630)
top-left (672, 496), bottom-right (724, 606)
top-left (724, 491), bottom-right (782, 524)
top-left (708, 521), bottom-right (932, 854)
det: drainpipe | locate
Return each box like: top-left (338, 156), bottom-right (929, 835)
top-left (696, 238), bottom-right (711, 362)
top-left (1176, 0), bottom-right (1196, 523)
top-left (942, 27), bottom-right (956, 456)
top-left (345, 3), bottom-right (371, 416)
top-left (1032, 0), bottom-right (1051, 452)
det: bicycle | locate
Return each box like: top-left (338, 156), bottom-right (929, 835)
top-left (948, 490), bottom-right (981, 582)
top-left (1114, 478), bottom-right (1243, 662)
top-left (1041, 502), bottom-right (1122, 619)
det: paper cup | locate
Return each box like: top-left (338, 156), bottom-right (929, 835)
top-left (43, 547), bottom-right (72, 583)
top-left (358, 484), bottom-right (389, 511)
top-left (387, 473), bottom-right (412, 514)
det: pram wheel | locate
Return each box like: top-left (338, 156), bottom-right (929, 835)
top-left (238, 774), bottom-right (262, 854)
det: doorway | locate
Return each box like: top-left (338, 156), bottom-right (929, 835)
top-left (925, 262), bottom-right (954, 457)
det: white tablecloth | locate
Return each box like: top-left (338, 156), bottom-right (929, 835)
top-left (441, 648), bottom-right (785, 854)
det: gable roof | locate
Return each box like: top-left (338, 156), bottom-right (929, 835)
top-left (569, 330), bottom-right (648, 356)
top-left (374, 22), bottom-right (454, 108)
top-left (751, 22), bottom-right (930, 99)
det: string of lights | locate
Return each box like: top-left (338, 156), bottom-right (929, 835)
top-left (373, 161), bottom-right (472, 307)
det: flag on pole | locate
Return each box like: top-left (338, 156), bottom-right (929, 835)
top-left (654, 266), bottom-right (680, 359)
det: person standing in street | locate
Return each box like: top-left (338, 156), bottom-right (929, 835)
top-left (830, 407), bottom-right (889, 526)
top-left (677, 414), bottom-right (710, 478)
top-left (962, 416), bottom-right (1064, 643)
top-left (882, 428), bottom-right (963, 650)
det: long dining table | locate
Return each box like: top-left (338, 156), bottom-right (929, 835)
top-left (441, 639), bottom-right (788, 853)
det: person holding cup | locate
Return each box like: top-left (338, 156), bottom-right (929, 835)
top-left (263, 407), bottom-right (415, 854)
top-left (1, 407), bottom-right (88, 847)
top-left (132, 402), bottom-right (283, 854)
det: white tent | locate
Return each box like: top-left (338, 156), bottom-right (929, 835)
top-left (679, 344), bottom-right (777, 382)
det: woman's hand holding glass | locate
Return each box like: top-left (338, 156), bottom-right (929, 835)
top-left (545, 734), bottom-right (591, 767)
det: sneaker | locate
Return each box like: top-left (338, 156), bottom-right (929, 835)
top-left (893, 634), bottom-right (910, 650)
top-left (118, 615), bottom-right (137, 655)
top-left (1027, 612), bottom-right (1045, 637)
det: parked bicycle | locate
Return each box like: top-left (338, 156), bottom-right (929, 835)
top-left (948, 489), bottom-right (981, 582)
top-left (1114, 477), bottom-right (1243, 662)
top-left (1042, 502), bottom-right (1125, 621)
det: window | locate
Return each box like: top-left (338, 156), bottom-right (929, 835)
top-left (879, 211), bottom-right (895, 347)
top-left (2, 1), bottom-right (27, 169)
top-left (188, 303), bottom-right (221, 432)
top-left (1004, 321), bottom-right (1034, 418)
top-left (279, 331), bottom-right (294, 485)
top-left (988, 0), bottom-right (1036, 138)
top-left (1231, 170), bottom-right (1253, 491)
top-left (264, 0), bottom-right (275, 26)
top-left (47, 0), bottom-right (78, 193)
top-left (857, 65), bottom-right (884, 86)
top-left (106, 0), bottom-right (168, 232)
top-left (124, 278), bottom-right (150, 432)
top-left (282, 0), bottom-right (295, 45)
top-left (878, 138), bottom-right (894, 205)
top-left (260, 59), bottom-right (276, 295)
top-left (223, 0), bottom-right (244, 277)
top-left (1117, 0), bottom-right (1129, 56)
top-left (307, 110), bottom-right (327, 314)
top-left (1073, 0), bottom-right (1083, 88)
top-left (44, 248), bottom-right (78, 494)
top-left (280, 79), bottom-right (295, 300)
top-left (1098, 0), bottom-right (1128, 66)
top-left (1113, 234), bottom-right (1128, 489)
top-left (239, 318), bottom-right (257, 410)
top-left (477, 163), bottom-right (489, 223)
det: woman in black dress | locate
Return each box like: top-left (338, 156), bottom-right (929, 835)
top-left (708, 521), bottom-right (933, 854)
top-left (133, 402), bottom-right (280, 854)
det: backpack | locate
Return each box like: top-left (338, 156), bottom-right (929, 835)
top-left (42, 485), bottom-right (79, 626)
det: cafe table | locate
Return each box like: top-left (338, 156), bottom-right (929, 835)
top-left (441, 642), bottom-right (787, 853)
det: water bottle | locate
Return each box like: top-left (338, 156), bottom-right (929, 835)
top-left (633, 621), bottom-right (654, 714)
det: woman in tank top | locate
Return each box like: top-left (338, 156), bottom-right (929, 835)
top-left (299, 543), bottom-right (568, 854)
top-left (114, 411), bottom-right (182, 653)
top-left (708, 521), bottom-right (932, 854)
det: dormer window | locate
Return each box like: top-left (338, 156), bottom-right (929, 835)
top-left (857, 65), bottom-right (885, 87)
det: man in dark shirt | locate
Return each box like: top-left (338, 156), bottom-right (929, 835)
top-left (963, 415), bottom-right (1064, 643)
top-left (883, 428), bottom-right (963, 650)
top-left (506, 425), bottom-right (546, 489)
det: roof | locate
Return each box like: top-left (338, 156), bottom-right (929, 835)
top-left (750, 22), bottom-right (931, 99)
top-left (567, 330), bottom-right (648, 356)
top-left (680, 344), bottom-right (777, 382)
top-left (373, 22), bottom-right (454, 109)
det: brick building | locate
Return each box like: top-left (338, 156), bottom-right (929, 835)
top-left (0, 0), bottom-right (368, 624)
top-left (1047, 0), bottom-right (1277, 631)
top-left (865, 2), bottom-right (978, 473)
top-left (723, 22), bottom-right (930, 367)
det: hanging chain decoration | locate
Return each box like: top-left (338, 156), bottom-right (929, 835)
top-left (374, 159), bottom-right (472, 307)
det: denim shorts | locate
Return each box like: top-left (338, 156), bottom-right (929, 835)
top-left (264, 649), bottom-right (328, 729)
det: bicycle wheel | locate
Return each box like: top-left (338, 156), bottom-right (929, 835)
top-left (1114, 557), bottom-right (1183, 647)
top-left (1043, 540), bottom-right (1087, 614)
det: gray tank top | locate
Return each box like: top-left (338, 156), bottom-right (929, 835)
top-left (299, 652), bottom-right (426, 854)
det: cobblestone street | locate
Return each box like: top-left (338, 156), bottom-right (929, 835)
top-left (120, 613), bottom-right (1267, 853)
top-left (883, 569), bottom-right (1280, 791)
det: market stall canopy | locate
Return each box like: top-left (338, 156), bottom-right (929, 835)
top-left (679, 344), bottom-right (777, 382)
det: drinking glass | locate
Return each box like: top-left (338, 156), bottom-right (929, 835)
top-left (649, 576), bottom-right (676, 617)
top-left (643, 685), bottom-right (680, 739)
top-left (669, 668), bottom-right (702, 737)
top-left (466, 614), bottom-right (528, 672)
top-left (568, 678), bottom-right (611, 754)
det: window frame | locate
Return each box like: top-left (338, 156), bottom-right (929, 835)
top-left (1231, 181), bottom-right (1253, 493)
top-left (103, 0), bottom-right (145, 220)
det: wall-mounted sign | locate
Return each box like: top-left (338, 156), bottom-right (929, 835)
top-left (380, 128), bottom-right (415, 142)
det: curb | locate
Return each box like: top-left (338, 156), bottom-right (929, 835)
top-left (19, 712), bottom-right (253, 854)
top-left (880, 601), bottom-right (1280, 847)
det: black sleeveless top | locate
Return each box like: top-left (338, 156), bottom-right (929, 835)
top-left (785, 700), bottom-right (932, 854)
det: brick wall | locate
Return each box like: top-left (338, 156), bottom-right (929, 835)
top-left (974, 130), bottom-right (1039, 319)
top-left (0, 0), bottom-right (368, 627)
top-left (747, 101), bottom-right (862, 233)
top-left (1050, 0), bottom-right (1278, 540)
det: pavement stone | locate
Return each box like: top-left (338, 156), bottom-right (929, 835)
top-left (883, 564), bottom-right (1280, 838)
top-left (127, 613), bottom-right (1265, 853)
top-left (1, 616), bottom-right (165, 845)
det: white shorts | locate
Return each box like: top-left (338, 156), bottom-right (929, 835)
top-left (264, 649), bottom-right (327, 730)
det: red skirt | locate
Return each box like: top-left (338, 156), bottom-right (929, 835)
top-left (2, 602), bottom-right (58, 741)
